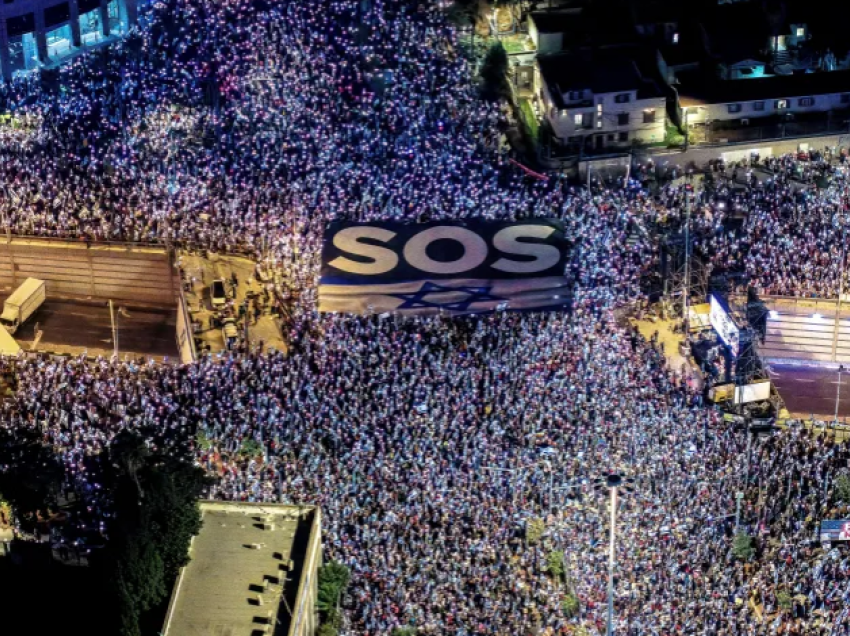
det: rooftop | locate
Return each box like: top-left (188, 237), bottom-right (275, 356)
top-left (537, 47), bottom-right (665, 107)
top-left (678, 69), bottom-right (850, 106)
top-left (162, 501), bottom-right (318, 636)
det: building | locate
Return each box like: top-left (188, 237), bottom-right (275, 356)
top-left (535, 48), bottom-right (667, 152)
top-left (678, 69), bottom-right (850, 125)
top-left (161, 502), bottom-right (323, 636)
top-left (0, 0), bottom-right (138, 80)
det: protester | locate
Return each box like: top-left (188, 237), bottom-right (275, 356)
top-left (0, 0), bottom-right (846, 635)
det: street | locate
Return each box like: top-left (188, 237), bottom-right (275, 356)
top-left (14, 300), bottom-right (178, 359)
top-left (768, 364), bottom-right (850, 420)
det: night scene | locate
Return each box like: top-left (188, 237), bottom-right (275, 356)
top-left (1, 1), bottom-right (850, 635)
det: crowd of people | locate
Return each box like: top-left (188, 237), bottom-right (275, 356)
top-left (648, 151), bottom-right (850, 299)
top-left (0, 0), bottom-right (847, 635)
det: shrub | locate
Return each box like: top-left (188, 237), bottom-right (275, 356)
top-left (834, 473), bottom-right (850, 503)
top-left (562, 592), bottom-right (580, 618)
top-left (776, 590), bottom-right (792, 611)
top-left (526, 517), bottom-right (545, 544)
top-left (546, 550), bottom-right (565, 582)
top-left (732, 532), bottom-right (754, 561)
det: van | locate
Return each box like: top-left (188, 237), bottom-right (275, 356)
top-left (210, 279), bottom-right (227, 308)
top-left (0, 278), bottom-right (46, 334)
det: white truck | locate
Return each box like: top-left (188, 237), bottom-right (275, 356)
top-left (0, 278), bottom-right (46, 335)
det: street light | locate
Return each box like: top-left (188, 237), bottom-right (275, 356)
top-left (484, 459), bottom-right (553, 510)
top-left (593, 473), bottom-right (636, 636)
top-left (834, 364), bottom-right (846, 429)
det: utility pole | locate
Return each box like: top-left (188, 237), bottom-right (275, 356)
top-left (607, 485), bottom-right (617, 636)
top-left (735, 490), bottom-right (744, 533)
top-left (109, 299), bottom-right (118, 358)
top-left (682, 186), bottom-right (692, 332)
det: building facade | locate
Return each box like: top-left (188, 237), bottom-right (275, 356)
top-left (0, 0), bottom-right (138, 80)
top-left (535, 51), bottom-right (668, 152)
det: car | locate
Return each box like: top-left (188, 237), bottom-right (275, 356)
top-left (222, 317), bottom-right (239, 350)
top-left (210, 279), bottom-right (227, 307)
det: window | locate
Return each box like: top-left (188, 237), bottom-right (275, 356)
top-left (672, 32), bottom-right (679, 44)
top-left (614, 93), bottom-right (631, 104)
top-left (796, 27), bottom-right (805, 37)
top-left (617, 113), bottom-right (629, 126)
top-left (618, 132), bottom-right (629, 142)
top-left (727, 104), bottom-right (742, 114)
top-left (574, 113), bottom-right (582, 125)
top-left (798, 97), bottom-right (814, 107)
top-left (753, 101), bottom-right (765, 111)
top-left (776, 99), bottom-right (788, 109)
top-left (643, 109), bottom-right (656, 124)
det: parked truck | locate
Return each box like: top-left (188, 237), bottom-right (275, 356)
top-left (0, 278), bottom-right (46, 335)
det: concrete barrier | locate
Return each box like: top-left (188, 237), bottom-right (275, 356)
top-left (0, 238), bottom-right (177, 306)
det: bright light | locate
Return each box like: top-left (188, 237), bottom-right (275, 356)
top-left (769, 310), bottom-right (779, 319)
top-left (813, 313), bottom-right (822, 320)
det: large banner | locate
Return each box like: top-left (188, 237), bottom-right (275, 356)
top-left (319, 220), bottom-right (571, 315)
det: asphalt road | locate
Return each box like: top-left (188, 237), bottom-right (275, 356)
top-left (15, 300), bottom-right (178, 358)
top-left (768, 364), bottom-right (850, 419)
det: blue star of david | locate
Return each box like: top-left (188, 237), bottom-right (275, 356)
top-left (389, 282), bottom-right (505, 311)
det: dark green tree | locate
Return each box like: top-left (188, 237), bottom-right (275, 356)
top-left (318, 561), bottom-right (352, 617)
top-left (732, 532), bottom-right (755, 561)
top-left (105, 433), bottom-right (207, 636)
top-left (480, 42), bottom-right (510, 102)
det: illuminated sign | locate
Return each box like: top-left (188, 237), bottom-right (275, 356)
top-left (709, 295), bottom-right (740, 357)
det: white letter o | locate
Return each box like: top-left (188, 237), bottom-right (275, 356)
top-left (403, 226), bottom-right (488, 274)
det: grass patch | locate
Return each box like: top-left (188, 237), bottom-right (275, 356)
top-left (519, 99), bottom-right (540, 144)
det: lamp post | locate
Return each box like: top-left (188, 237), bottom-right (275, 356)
top-left (593, 473), bottom-right (636, 636)
top-left (835, 364), bottom-right (845, 429)
top-left (484, 458), bottom-right (553, 510)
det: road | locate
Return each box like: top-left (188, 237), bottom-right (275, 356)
top-left (768, 364), bottom-right (850, 420)
top-left (15, 300), bottom-right (178, 358)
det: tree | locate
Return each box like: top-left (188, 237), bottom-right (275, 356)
top-left (561, 592), bottom-right (580, 618)
top-left (732, 532), bottom-right (755, 561)
top-left (834, 473), bottom-right (850, 503)
top-left (547, 550), bottom-right (565, 583)
top-left (391, 628), bottom-right (417, 636)
top-left (317, 626), bottom-right (339, 636)
top-left (0, 426), bottom-right (64, 528)
top-left (317, 561), bottom-right (352, 618)
top-left (241, 437), bottom-right (264, 458)
top-left (110, 430), bottom-right (149, 498)
top-left (480, 42), bottom-right (510, 102)
top-left (526, 517), bottom-right (545, 544)
top-left (776, 590), bottom-right (792, 613)
top-left (105, 439), bottom-right (207, 636)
